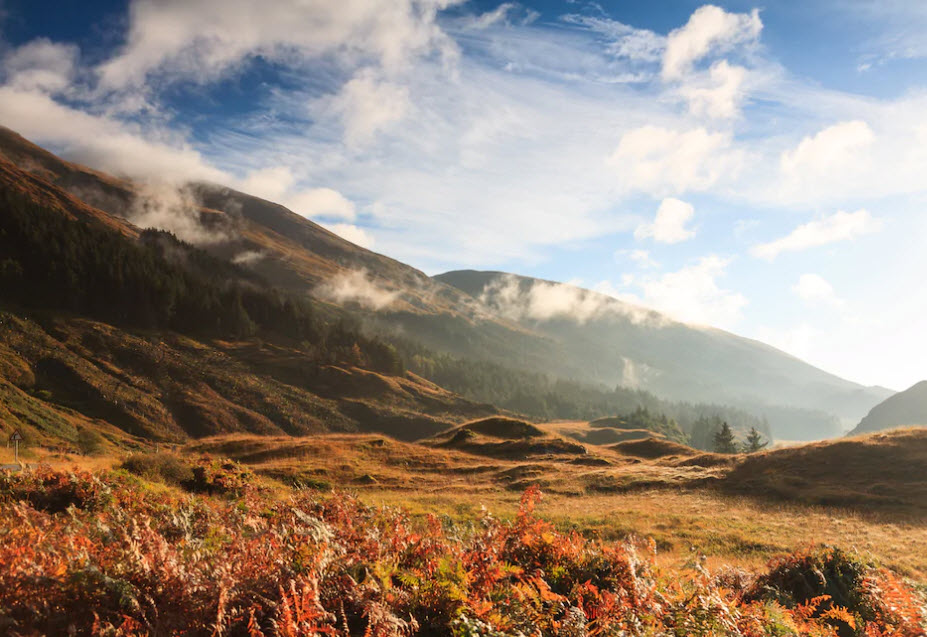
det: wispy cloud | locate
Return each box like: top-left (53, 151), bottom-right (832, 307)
top-left (751, 210), bottom-right (883, 260)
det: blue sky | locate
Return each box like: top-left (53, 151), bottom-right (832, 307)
top-left (1, 1), bottom-right (926, 390)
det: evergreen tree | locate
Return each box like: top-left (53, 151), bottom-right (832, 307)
top-left (713, 421), bottom-right (738, 454)
top-left (743, 427), bottom-right (768, 453)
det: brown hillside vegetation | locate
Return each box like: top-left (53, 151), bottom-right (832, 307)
top-left (546, 419), bottom-right (670, 445)
top-left (78, 426), bottom-right (927, 581)
top-left (721, 427), bottom-right (927, 511)
top-left (0, 311), bottom-right (495, 449)
top-left (608, 437), bottom-right (697, 459)
top-left (426, 416), bottom-right (589, 459)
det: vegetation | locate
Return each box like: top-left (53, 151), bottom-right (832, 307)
top-left (714, 422), bottom-right (739, 454)
top-left (744, 427), bottom-right (768, 453)
top-left (402, 343), bottom-right (772, 447)
top-left (0, 467), bottom-right (923, 635)
top-left (0, 190), bottom-right (402, 375)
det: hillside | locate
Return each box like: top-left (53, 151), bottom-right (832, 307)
top-left (0, 127), bottom-right (893, 441)
top-left (722, 427), bottom-right (927, 512)
top-left (437, 270), bottom-right (893, 439)
top-left (0, 155), bottom-right (498, 448)
top-left (848, 380), bottom-right (927, 436)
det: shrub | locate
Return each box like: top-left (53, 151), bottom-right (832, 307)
top-left (0, 471), bottom-right (922, 636)
top-left (120, 452), bottom-right (194, 486)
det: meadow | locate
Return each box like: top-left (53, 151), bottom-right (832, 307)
top-left (2, 426), bottom-right (927, 635)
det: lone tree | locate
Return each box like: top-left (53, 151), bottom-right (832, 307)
top-left (713, 421), bottom-right (738, 454)
top-left (744, 427), bottom-right (768, 453)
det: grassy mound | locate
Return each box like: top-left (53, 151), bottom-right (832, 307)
top-left (430, 418), bottom-right (587, 459)
top-left (460, 416), bottom-right (546, 439)
top-left (721, 427), bottom-right (927, 511)
top-left (608, 437), bottom-right (698, 459)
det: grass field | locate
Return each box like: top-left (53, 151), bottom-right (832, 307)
top-left (12, 424), bottom-right (927, 588)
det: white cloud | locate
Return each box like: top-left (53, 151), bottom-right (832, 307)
top-left (662, 5), bottom-right (762, 80)
top-left (238, 166), bottom-right (357, 222)
top-left (679, 60), bottom-right (747, 119)
top-left (312, 69), bottom-right (411, 145)
top-left (609, 125), bottom-right (735, 196)
top-left (129, 182), bottom-right (231, 244)
top-left (780, 120), bottom-right (875, 177)
top-left (468, 2), bottom-right (519, 30)
top-left (751, 210), bottom-right (883, 260)
top-left (323, 222), bottom-right (375, 248)
top-left (316, 269), bottom-right (398, 310)
top-left (559, 14), bottom-right (664, 63)
top-left (287, 187), bottom-right (357, 222)
top-left (239, 166), bottom-right (295, 201)
top-left (97, 0), bottom-right (461, 89)
top-left (477, 274), bottom-right (657, 325)
top-left (0, 86), bottom-right (227, 183)
top-left (635, 198), bottom-right (696, 243)
top-left (792, 274), bottom-right (843, 307)
top-left (617, 256), bottom-right (747, 329)
top-left (2, 38), bottom-right (79, 94)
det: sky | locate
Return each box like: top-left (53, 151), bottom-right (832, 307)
top-left (1, 1), bottom-right (926, 391)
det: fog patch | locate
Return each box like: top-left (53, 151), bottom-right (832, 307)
top-left (128, 182), bottom-right (231, 245)
top-left (479, 274), bottom-right (662, 325)
top-left (232, 250), bottom-right (265, 266)
top-left (316, 269), bottom-right (399, 310)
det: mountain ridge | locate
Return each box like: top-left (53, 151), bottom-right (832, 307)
top-left (436, 269), bottom-right (893, 439)
top-left (848, 380), bottom-right (927, 436)
top-left (0, 126), bottom-right (893, 441)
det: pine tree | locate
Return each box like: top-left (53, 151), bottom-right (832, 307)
top-left (713, 421), bottom-right (738, 454)
top-left (744, 427), bottom-right (768, 453)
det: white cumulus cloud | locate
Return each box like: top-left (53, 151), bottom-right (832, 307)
top-left (287, 188), bottom-right (357, 222)
top-left (609, 125), bottom-right (735, 196)
top-left (780, 120), bottom-right (875, 177)
top-left (662, 5), bottom-right (762, 80)
top-left (617, 256), bottom-right (747, 329)
top-left (323, 223), bottom-right (375, 249)
top-left (679, 60), bottom-right (747, 119)
top-left (635, 198), bottom-right (696, 243)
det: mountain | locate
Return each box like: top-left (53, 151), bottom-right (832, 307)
top-left (436, 270), bottom-right (893, 439)
top-left (0, 127), bottom-right (892, 441)
top-left (0, 151), bottom-right (498, 449)
top-left (848, 380), bottom-right (927, 436)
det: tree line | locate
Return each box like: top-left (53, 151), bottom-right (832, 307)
top-left (0, 190), bottom-right (402, 374)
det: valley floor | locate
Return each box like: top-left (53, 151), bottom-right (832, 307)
top-left (7, 425), bottom-right (927, 585)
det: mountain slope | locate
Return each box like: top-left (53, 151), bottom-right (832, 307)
top-left (436, 270), bottom-right (893, 439)
top-left (848, 381), bottom-right (927, 436)
top-left (0, 155), bottom-right (496, 448)
top-left (0, 127), bottom-right (892, 441)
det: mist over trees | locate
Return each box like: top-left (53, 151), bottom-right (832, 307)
top-left (0, 190), bottom-right (403, 374)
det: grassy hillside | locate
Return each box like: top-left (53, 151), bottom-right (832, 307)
top-left (849, 380), bottom-right (927, 436)
top-left (0, 152), bottom-right (499, 447)
top-left (0, 127), bottom-right (893, 444)
top-left (437, 270), bottom-right (892, 439)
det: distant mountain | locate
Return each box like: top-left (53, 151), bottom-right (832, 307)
top-left (436, 271), bottom-right (893, 440)
top-left (0, 127), bottom-right (893, 442)
top-left (848, 381), bottom-right (927, 436)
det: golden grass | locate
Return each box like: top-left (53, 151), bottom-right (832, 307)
top-left (30, 428), bottom-right (927, 585)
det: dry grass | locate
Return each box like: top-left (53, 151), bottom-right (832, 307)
top-left (168, 429), bottom-right (927, 584)
top-left (27, 427), bottom-right (927, 585)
